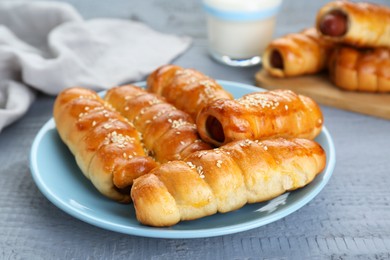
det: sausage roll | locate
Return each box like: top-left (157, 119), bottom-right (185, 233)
top-left (105, 85), bottom-right (212, 162)
top-left (146, 64), bottom-right (233, 120)
top-left (131, 138), bottom-right (326, 226)
top-left (316, 1), bottom-right (390, 48)
top-left (328, 46), bottom-right (390, 92)
top-left (54, 87), bottom-right (157, 203)
top-left (196, 89), bottom-right (323, 147)
top-left (263, 28), bottom-right (335, 77)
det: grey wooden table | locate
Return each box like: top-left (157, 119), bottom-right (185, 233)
top-left (1, 0), bottom-right (390, 259)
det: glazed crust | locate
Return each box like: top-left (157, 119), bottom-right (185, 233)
top-left (53, 87), bottom-right (157, 203)
top-left (131, 138), bottom-right (326, 227)
top-left (263, 28), bottom-right (335, 77)
top-left (316, 1), bottom-right (390, 48)
top-left (196, 89), bottom-right (323, 147)
top-left (105, 85), bottom-right (212, 162)
top-left (328, 47), bottom-right (390, 92)
top-left (146, 64), bottom-right (233, 120)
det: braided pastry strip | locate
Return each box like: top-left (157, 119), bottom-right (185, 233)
top-left (105, 85), bottom-right (212, 162)
top-left (328, 47), bottom-right (390, 92)
top-left (316, 1), bottom-right (390, 48)
top-left (131, 138), bottom-right (326, 227)
top-left (196, 89), bottom-right (323, 147)
top-left (146, 64), bottom-right (233, 120)
top-left (263, 28), bottom-right (335, 78)
top-left (54, 87), bottom-right (157, 203)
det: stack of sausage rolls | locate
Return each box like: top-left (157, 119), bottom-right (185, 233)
top-left (262, 1), bottom-right (390, 93)
top-left (54, 64), bottom-right (327, 227)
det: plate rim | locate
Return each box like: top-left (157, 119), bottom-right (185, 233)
top-left (29, 80), bottom-right (336, 239)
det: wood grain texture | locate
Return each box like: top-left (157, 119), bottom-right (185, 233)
top-left (1, 0), bottom-right (390, 259)
top-left (256, 70), bottom-right (390, 120)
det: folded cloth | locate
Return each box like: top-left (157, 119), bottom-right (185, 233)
top-left (0, 1), bottom-right (191, 132)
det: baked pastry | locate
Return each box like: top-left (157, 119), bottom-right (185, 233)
top-left (263, 28), bottom-right (335, 77)
top-left (146, 64), bottom-right (233, 120)
top-left (131, 138), bottom-right (326, 227)
top-left (196, 89), bottom-right (323, 147)
top-left (53, 87), bottom-right (157, 203)
top-left (328, 46), bottom-right (390, 92)
top-left (316, 1), bottom-right (390, 48)
top-left (105, 85), bottom-right (212, 162)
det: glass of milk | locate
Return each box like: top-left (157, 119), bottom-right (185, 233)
top-left (203, 0), bottom-right (282, 67)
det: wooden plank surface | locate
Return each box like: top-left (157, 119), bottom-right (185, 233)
top-left (255, 69), bottom-right (390, 120)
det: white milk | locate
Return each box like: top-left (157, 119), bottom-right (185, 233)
top-left (203, 0), bottom-right (282, 67)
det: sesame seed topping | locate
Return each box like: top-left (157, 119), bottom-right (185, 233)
top-left (186, 161), bottom-right (196, 169)
top-left (238, 95), bottom-right (280, 110)
top-left (285, 105), bottom-right (289, 111)
top-left (196, 165), bottom-right (205, 178)
top-left (103, 131), bottom-right (135, 147)
top-left (148, 98), bottom-right (161, 105)
top-left (216, 160), bottom-right (223, 168)
top-left (171, 119), bottom-right (188, 129)
top-left (103, 123), bottom-right (112, 129)
top-left (124, 106), bottom-right (129, 111)
top-left (196, 151), bottom-right (208, 158)
top-left (92, 121), bottom-right (97, 127)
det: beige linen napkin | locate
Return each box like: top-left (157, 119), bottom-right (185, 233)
top-left (0, 1), bottom-right (191, 132)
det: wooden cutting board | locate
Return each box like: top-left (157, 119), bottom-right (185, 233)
top-left (255, 69), bottom-right (390, 120)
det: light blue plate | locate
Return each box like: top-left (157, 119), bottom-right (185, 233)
top-left (30, 80), bottom-right (336, 239)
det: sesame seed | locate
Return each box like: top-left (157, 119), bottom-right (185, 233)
top-left (196, 165), bottom-right (205, 178)
top-left (216, 160), bottom-right (223, 168)
top-left (171, 119), bottom-right (188, 129)
top-left (148, 98), bottom-right (160, 105)
top-left (197, 151), bottom-right (208, 158)
top-left (103, 131), bottom-right (135, 148)
top-left (92, 121), bottom-right (97, 127)
top-left (124, 106), bottom-right (129, 111)
top-left (186, 161), bottom-right (196, 169)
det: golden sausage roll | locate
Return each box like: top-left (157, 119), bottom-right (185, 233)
top-left (316, 1), bottom-right (390, 48)
top-left (105, 85), bottom-right (212, 162)
top-left (328, 46), bottom-right (390, 92)
top-left (146, 64), bottom-right (233, 120)
top-left (54, 87), bottom-right (157, 203)
top-left (263, 28), bottom-right (335, 77)
top-left (196, 89), bottom-right (323, 147)
top-left (131, 138), bottom-right (326, 227)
